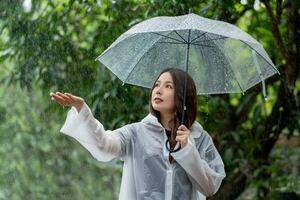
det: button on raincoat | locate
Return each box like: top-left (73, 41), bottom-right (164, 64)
top-left (60, 102), bottom-right (226, 200)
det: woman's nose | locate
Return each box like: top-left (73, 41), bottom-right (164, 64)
top-left (156, 88), bottom-right (162, 95)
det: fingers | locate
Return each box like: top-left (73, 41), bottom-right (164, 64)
top-left (177, 125), bottom-right (190, 136)
top-left (64, 92), bottom-right (76, 99)
top-left (178, 124), bottom-right (188, 131)
top-left (175, 135), bottom-right (187, 141)
top-left (51, 96), bottom-right (67, 106)
top-left (56, 92), bottom-right (71, 100)
top-left (175, 135), bottom-right (188, 147)
top-left (65, 93), bottom-right (85, 105)
top-left (176, 125), bottom-right (190, 146)
top-left (49, 91), bottom-right (73, 106)
top-left (177, 130), bottom-right (187, 136)
top-left (176, 125), bottom-right (190, 149)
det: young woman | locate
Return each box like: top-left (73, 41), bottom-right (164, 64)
top-left (50, 68), bottom-right (226, 200)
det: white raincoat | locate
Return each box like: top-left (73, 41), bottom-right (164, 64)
top-left (60, 102), bottom-right (226, 200)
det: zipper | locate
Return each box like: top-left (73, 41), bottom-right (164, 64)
top-left (163, 128), bottom-right (174, 200)
top-left (165, 168), bottom-right (173, 200)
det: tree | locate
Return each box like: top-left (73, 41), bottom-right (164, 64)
top-left (0, 0), bottom-right (299, 199)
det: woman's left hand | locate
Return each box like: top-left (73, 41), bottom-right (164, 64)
top-left (176, 125), bottom-right (191, 148)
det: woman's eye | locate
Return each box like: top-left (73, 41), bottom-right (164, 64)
top-left (166, 85), bottom-right (173, 89)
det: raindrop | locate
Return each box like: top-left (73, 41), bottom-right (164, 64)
top-left (254, 0), bottom-right (260, 10)
top-left (97, 0), bottom-right (102, 7)
top-left (22, 0), bottom-right (32, 12)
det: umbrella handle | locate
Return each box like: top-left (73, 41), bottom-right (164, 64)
top-left (165, 138), bottom-right (181, 153)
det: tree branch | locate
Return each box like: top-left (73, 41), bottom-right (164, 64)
top-left (276, 0), bottom-right (282, 22)
top-left (253, 0), bottom-right (299, 160)
top-left (261, 0), bottom-right (288, 60)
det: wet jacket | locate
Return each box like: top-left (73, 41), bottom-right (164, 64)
top-left (60, 102), bottom-right (226, 200)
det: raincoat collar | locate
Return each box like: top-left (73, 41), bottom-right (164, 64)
top-left (141, 113), bottom-right (203, 138)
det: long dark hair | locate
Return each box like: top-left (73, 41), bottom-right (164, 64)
top-left (149, 68), bottom-right (197, 162)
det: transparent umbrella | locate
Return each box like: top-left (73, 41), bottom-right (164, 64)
top-left (96, 12), bottom-right (279, 151)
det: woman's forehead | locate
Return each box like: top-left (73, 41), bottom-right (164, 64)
top-left (157, 72), bottom-right (173, 83)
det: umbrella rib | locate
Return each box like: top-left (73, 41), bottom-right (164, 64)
top-left (95, 33), bottom-right (138, 61)
top-left (158, 41), bottom-right (187, 44)
top-left (190, 32), bottom-right (206, 43)
top-left (205, 34), bottom-right (245, 93)
top-left (124, 32), bottom-right (174, 84)
top-left (190, 43), bottom-right (214, 48)
top-left (152, 32), bottom-right (185, 43)
top-left (193, 36), bottom-right (227, 43)
top-left (174, 30), bottom-right (187, 43)
top-left (224, 57), bottom-right (245, 93)
top-left (196, 43), bottom-right (209, 93)
top-left (241, 41), bottom-right (280, 75)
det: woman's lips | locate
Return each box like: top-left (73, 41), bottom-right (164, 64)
top-left (154, 97), bottom-right (163, 102)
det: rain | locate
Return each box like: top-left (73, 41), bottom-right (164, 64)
top-left (0, 1), bottom-right (299, 200)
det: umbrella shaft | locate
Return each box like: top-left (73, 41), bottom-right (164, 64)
top-left (181, 30), bottom-right (191, 125)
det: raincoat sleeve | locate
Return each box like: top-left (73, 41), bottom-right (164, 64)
top-left (59, 102), bottom-right (132, 162)
top-left (171, 130), bottom-right (226, 197)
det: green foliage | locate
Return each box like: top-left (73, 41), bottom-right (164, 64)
top-left (0, 0), bottom-right (299, 199)
top-left (0, 84), bottom-right (123, 199)
top-left (244, 145), bottom-right (300, 199)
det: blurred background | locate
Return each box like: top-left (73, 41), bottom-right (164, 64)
top-left (0, 0), bottom-right (299, 199)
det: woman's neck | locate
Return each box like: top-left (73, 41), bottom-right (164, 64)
top-left (160, 112), bottom-right (174, 130)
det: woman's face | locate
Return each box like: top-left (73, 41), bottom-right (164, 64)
top-left (151, 72), bottom-right (175, 115)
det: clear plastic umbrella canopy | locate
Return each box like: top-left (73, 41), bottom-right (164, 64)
top-left (96, 13), bottom-right (279, 99)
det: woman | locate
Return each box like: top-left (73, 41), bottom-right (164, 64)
top-left (50, 68), bottom-right (226, 200)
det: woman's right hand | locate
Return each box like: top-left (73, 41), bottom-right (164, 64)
top-left (49, 92), bottom-right (85, 113)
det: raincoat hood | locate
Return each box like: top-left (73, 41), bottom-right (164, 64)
top-left (141, 113), bottom-right (202, 138)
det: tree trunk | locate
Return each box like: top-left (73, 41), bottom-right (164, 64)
top-left (211, 1), bottom-right (299, 199)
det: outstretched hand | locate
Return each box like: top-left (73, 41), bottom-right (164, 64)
top-left (49, 92), bottom-right (85, 113)
top-left (176, 125), bottom-right (190, 148)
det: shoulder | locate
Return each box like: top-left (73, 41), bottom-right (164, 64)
top-left (124, 122), bottom-right (141, 131)
top-left (191, 121), bottom-right (213, 147)
top-left (117, 122), bottom-right (143, 135)
top-left (190, 121), bottom-right (206, 138)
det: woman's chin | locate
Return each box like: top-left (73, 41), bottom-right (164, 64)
top-left (152, 106), bottom-right (172, 114)
top-left (152, 106), bottom-right (161, 112)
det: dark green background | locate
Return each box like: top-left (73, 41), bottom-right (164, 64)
top-left (0, 0), bottom-right (299, 199)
